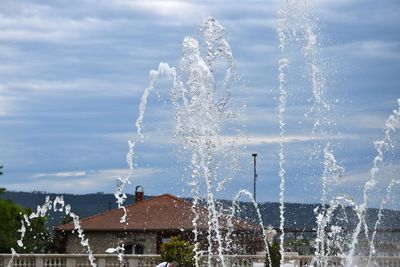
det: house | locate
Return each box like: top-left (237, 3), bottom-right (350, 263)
top-left (56, 187), bottom-right (262, 255)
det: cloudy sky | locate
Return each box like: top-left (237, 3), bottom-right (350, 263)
top-left (0, 0), bottom-right (399, 208)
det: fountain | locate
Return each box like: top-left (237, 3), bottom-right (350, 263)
top-left (129, 5), bottom-right (400, 265)
top-left (7, 1), bottom-right (400, 267)
top-left (274, 1), bottom-right (400, 266)
top-left (135, 17), bottom-right (269, 267)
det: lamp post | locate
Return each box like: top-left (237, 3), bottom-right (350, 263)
top-left (252, 153), bottom-right (257, 201)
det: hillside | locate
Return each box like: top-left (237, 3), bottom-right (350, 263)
top-left (1, 191), bottom-right (134, 229)
top-left (2, 191), bottom-right (400, 231)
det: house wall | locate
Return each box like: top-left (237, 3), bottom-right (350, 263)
top-left (65, 231), bottom-right (158, 254)
top-left (63, 230), bottom-right (263, 255)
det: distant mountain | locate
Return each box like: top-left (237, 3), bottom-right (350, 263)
top-left (2, 191), bottom-right (400, 231)
top-left (226, 201), bottom-right (400, 230)
top-left (1, 191), bottom-right (136, 229)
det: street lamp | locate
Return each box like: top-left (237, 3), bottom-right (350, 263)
top-left (252, 153), bottom-right (257, 201)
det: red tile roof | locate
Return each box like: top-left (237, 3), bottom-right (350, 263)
top-left (56, 194), bottom-right (258, 232)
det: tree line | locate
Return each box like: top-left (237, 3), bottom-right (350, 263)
top-left (0, 187), bottom-right (64, 253)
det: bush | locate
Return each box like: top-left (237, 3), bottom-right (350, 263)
top-left (265, 242), bottom-right (281, 267)
top-left (160, 236), bottom-right (195, 267)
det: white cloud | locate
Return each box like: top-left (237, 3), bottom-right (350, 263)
top-left (309, 0), bottom-right (399, 26)
top-left (0, 84), bottom-right (13, 116)
top-left (348, 113), bottom-right (387, 130)
top-left (245, 43), bottom-right (278, 54)
top-left (104, 128), bottom-right (178, 145)
top-left (103, 130), bottom-right (358, 150)
top-left (8, 79), bottom-right (111, 92)
top-left (225, 17), bottom-right (277, 30)
top-left (342, 170), bottom-right (370, 184)
top-left (327, 40), bottom-right (400, 61)
top-left (86, 167), bottom-right (163, 182)
top-left (0, 63), bottom-right (22, 75)
top-left (106, 0), bottom-right (207, 24)
top-left (228, 133), bottom-right (358, 146)
top-left (352, 41), bottom-right (400, 60)
top-left (33, 171), bottom-right (87, 178)
top-left (0, 45), bottom-right (22, 57)
top-left (0, 98), bottom-right (9, 116)
top-left (343, 163), bottom-right (400, 184)
top-left (21, 167), bottom-right (164, 193)
top-left (0, 15), bottom-right (109, 43)
top-left (1, 78), bottom-right (146, 105)
top-left (0, 0), bottom-right (398, 203)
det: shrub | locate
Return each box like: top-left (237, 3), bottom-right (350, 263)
top-left (160, 236), bottom-right (195, 267)
top-left (265, 242), bottom-right (281, 267)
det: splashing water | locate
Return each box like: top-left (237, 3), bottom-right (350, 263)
top-left (276, 0), bottom-right (399, 265)
top-left (367, 179), bottom-right (400, 267)
top-left (344, 180), bottom-right (375, 267)
top-left (314, 144), bottom-right (345, 266)
top-left (306, 98), bottom-right (400, 267)
top-left (342, 99), bottom-right (400, 266)
top-left (136, 16), bottom-right (256, 267)
top-left (175, 18), bottom-right (233, 266)
top-left (106, 243), bottom-right (125, 267)
top-left (7, 248), bottom-right (18, 267)
top-left (9, 2), bottom-right (399, 266)
top-left (277, 1), bottom-right (290, 263)
top-left (12, 196), bottom-right (97, 267)
top-left (353, 99), bottom-right (400, 266)
top-left (371, 99), bottom-right (400, 179)
top-left (311, 194), bottom-right (365, 266)
top-left (113, 139), bottom-right (135, 225)
top-left (276, 1), bottom-right (334, 264)
top-left (275, 2), bottom-right (396, 266)
top-left (136, 62), bottom-right (177, 138)
top-left (227, 190), bottom-right (272, 267)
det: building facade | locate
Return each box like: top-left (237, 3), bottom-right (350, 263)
top-left (56, 192), bottom-right (262, 255)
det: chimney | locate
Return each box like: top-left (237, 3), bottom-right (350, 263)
top-left (135, 185), bottom-right (144, 203)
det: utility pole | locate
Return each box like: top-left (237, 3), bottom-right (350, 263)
top-left (252, 153), bottom-right (258, 201)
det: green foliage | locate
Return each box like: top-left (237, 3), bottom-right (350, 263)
top-left (285, 237), bottom-right (308, 247)
top-left (160, 236), bottom-right (195, 267)
top-left (265, 242), bottom-right (281, 267)
top-left (0, 188), bottom-right (56, 253)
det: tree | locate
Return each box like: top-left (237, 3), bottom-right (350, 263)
top-left (160, 236), bottom-right (195, 267)
top-left (265, 242), bottom-right (281, 267)
top-left (0, 188), bottom-right (55, 253)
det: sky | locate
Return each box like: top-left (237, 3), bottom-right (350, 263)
top-left (0, 0), bottom-right (399, 208)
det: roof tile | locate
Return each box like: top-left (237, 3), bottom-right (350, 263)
top-left (57, 194), bottom-right (258, 232)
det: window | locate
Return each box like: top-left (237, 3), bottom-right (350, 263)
top-left (124, 244), bottom-right (144, 254)
top-left (125, 244), bottom-right (133, 254)
top-left (135, 244), bottom-right (144, 254)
